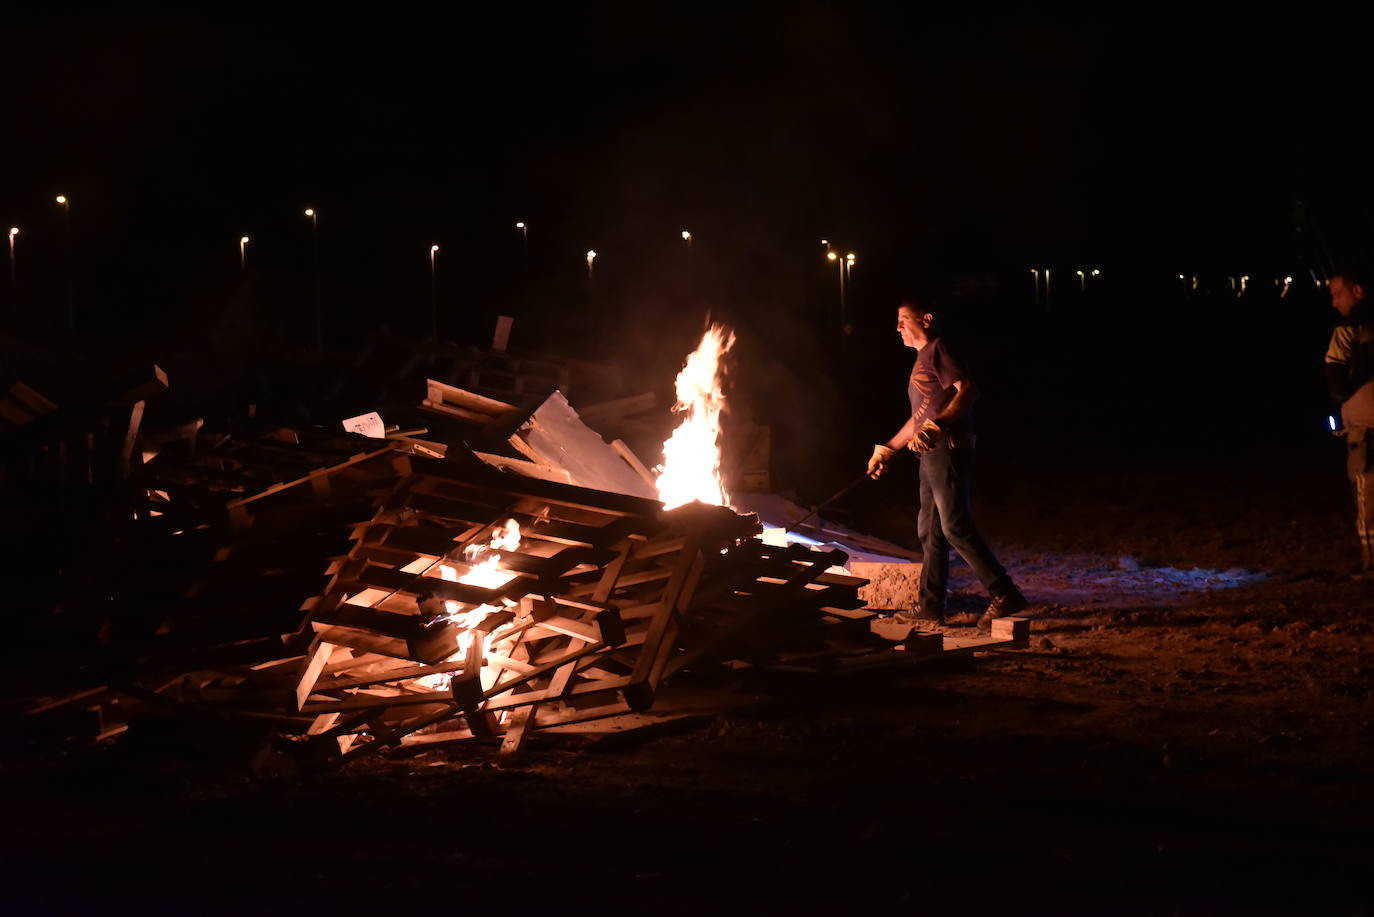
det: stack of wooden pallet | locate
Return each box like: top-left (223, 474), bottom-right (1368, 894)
top-left (24, 381), bottom-right (1028, 764)
top-left (146, 452), bottom-right (872, 763)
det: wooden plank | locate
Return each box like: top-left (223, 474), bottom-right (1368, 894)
top-left (224, 444), bottom-right (395, 511)
top-left (990, 616), bottom-right (1031, 646)
top-left (425, 379), bottom-right (519, 416)
top-left (421, 399), bottom-right (499, 424)
top-left (355, 565), bottom-right (509, 606)
top-left (576, 392), bottom-right (656, 425)
top-left (119, 400), bottom-right (145, 478)
top-left (295, 640), bottom-right (337, 710)
top-left (610, 439), bottom-right (658, 489)
top-left (409, 455), bottom-right (663, 519)
top-left (497, 706), bottom-right (535, 761)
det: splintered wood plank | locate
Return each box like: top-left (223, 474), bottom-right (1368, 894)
top-left (522, 516), bottom-right (646, 549)
top-left (497, 706), bottom-right (536, 761)
top-left (355, 565), bottom-right (510, 606)
top-left (425, 379), bottom-right (519, 417)
top-left (28, 686), bottom-right (109, 716)
top-left (313, 658), bottom-right (471, 693)
top-left (402, 491), bottom-right (516, 525)
top-left (223, 444), bottom-right (397, 511)
top-left (409, 455), bottom-right (662, 518)
top-left (473, 450), bottom-right (573, 483)
top-left (295, 641), bottom-right (337, 710)
top-left (591, 540), bottom-right (635, 603)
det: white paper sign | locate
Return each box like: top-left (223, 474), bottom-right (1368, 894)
top-left (342, 411), bottom-right (385, 438)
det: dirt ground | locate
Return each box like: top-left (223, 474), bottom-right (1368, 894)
top-left (4, 443), bottom-right (1373, 915)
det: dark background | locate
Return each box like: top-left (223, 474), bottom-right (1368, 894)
top-left (2, 6), bottom-right (1371, 498)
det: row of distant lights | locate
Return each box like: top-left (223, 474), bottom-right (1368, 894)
top-left (5, 206), bottom-right (1320, 300)
top-left (1031, 268), bottom-right (1103, 288)
top-left (1177, 272), bottom-right (1323, 297)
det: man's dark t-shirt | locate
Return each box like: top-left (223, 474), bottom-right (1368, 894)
top-left (908, 337), bottom-right (974, 448)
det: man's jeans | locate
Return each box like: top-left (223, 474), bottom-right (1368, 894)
top-left (1341, 382), bottom-right (1374, 568)
top-left (917, 441), bottom-right (1013, 610)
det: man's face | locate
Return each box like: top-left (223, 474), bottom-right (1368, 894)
top-left (896, 305), bottom-right (932, 350)
top-left (1332, 276), bottom-right (1366, 318)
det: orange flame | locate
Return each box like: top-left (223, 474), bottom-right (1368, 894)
top-left (655, 324), bottom-right (735, 510)
top-left (419, 519), bottom-right (521, 689)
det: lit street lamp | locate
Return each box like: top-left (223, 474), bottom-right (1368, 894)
top-left (8, 227), bottom-right (17, 284)
top-left (1076, 269), bottom-right (1085, 292)
top-left (844, 253), bottom-right (856, 334)
top-left (515, 221), bottom-right (528, 274)
top-left (305, 208), bottom-right (321, 350)
top-left (681, 230), bottom-right (692, 248)
top-left (826, 250), bottom-right (846, 329)
top-left (240, 235), bottom-right (251, 272)
top-left (56, 195), bottom-right (73, 328)
top-left (430, 244), bottom-right (440, 340)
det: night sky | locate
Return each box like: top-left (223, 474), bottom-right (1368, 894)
top-left (3, 8), bottom-right (1371, 488)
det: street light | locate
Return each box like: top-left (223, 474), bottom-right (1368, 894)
top-left (305, 208), bottom-right (320, 350)
top-left (430, 244), bottom-right (440, 339)
top-left (56, 195), bottom-right (73, 328)
top-left (1076, 269), bottom-right (1085, 291)
top-left (8, 227), bottom-right (17, 284)
top-left (844, 253), bottom-right (857, 334)
top-left (825, 250), bottom-right (846, 330)
top-left (681, 230), bottom-right (692, 247)
top-left (240, 236), bottom-right (250, 272)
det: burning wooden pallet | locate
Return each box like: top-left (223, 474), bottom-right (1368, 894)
top-left (77, 442), bottom-right (886, 764)
top-left (285, 455), bottom-right (795, 763)
top-left (23, 366), bottom-right (1028, 765)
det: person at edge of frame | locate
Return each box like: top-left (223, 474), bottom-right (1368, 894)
top-left (1325, 264), bottom-right (1374, 575)
top-left (865, 297), bottom-right (1028, 630)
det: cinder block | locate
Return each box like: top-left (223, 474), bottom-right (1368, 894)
top-left (851, 561), bottom-right (923, 610)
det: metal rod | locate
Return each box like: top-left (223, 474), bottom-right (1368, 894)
top-left (783, 473), bottom-right (871, 535)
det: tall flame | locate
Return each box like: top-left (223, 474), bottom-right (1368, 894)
top-left (655, 324), bottom-right (735, 510)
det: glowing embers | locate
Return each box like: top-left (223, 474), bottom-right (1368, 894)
top-left (655, 324), bottom-right (736, 510)
top-left (417, 519), bottom-right (524, 690)
top-left (435, 517), bottom-right (522, 623)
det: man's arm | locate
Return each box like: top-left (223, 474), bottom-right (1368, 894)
top-left (885, 415), bottom-right (918, 451)
top-left (868, 416), bottom-right (918, 478)
top-left (933, 378), bottom-right (978, 427)
top-left (1328, 326), bottom-right (1355, 402)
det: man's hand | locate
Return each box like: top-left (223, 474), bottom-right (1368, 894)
top-left (867, 444), bottom-right (896, 479)
top-left (909, 420), bottom-right (944, 454)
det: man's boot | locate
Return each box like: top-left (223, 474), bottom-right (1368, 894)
top-left (978, 586), bottom-right (1027, 631)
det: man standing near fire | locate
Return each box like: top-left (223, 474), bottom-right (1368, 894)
top-left (867, 300), bottom-right (1027, 629)
top-left (1325, 266), bottom-right (1374, 574)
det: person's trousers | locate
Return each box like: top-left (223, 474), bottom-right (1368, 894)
top-left (917, 442), bottom-right (1014, 610)
top-left (1340, 383), bottom-right (1374, 568)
